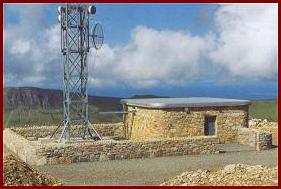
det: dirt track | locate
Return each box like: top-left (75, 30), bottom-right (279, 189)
top-left (37, 145), bottom-right (278, 186)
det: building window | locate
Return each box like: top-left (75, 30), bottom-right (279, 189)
top-left (204, 116), bottom-right (216, 136)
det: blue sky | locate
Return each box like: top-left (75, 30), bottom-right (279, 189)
top-left (4, 3), bottom-right (278, 99)
top-left (96, 4), bottom-right (218, 45)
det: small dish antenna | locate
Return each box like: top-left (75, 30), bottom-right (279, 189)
top-left (91, 23), bottom-right (104, 50)
top-left (88, 5), bottom-right (96, 15)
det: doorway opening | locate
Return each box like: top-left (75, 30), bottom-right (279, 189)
top-left (204, 116), bottom-right (216, 136)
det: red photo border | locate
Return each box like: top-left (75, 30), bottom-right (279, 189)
top-left (0, 1), bottom-right (279, 188)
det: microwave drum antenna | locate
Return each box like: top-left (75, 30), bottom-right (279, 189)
top-left (91, 23), bottom-right (104, 50)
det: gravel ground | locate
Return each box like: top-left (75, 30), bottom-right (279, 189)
top-left (161, 164), bottom-right (278, 186)
top-left (4, 153), bottom-right (60, 186)
top-left (37, 146), bottom-right (278, 186)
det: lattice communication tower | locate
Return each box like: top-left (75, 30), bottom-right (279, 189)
top-left (53, 3), bottom-right (104, 142)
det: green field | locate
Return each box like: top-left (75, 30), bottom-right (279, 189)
top-left (4, 99), bottom-right (277, 127)
top-left (3, 105), bottom-right (122, 128)
top-left (249, 99), bottom-right (278, 121)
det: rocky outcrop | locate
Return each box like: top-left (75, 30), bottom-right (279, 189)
top-left (4, 87), bottom-right (60, 110)
top-left (161, 164), bottom-right (278, 186)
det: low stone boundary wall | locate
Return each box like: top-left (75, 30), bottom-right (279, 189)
top-left (4, 128), bottom-right (219, 166)
top-left (256, 131), bottom-right (272, 151)
top-left (237, 128), bottom-right (272, 151)
top-left (3, 129), bottom-right (47, 165)
top-left (237, 128), bottom-right (256, 147)
top-left (10, 123), bottom-right (124, 140)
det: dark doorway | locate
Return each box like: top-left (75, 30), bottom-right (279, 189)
top-left (204, 116), bottom-right (216, 136)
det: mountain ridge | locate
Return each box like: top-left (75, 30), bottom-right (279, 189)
top-left (4, 87), bottom-right (122, 111)
top-left (4, 87), bottom-right (165, 111)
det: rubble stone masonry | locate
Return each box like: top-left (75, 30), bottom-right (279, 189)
top-left (124, 106), bottom-right (249, 143)
top-left (4, 128), bottom-right (219, 166)
top-left (10, 123), bottom-right (125, 140)
top-left (237, 127), bottom-right (272, 151)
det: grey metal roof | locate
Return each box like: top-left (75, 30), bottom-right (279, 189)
top-left (121, 97), bottom-right (251, 108)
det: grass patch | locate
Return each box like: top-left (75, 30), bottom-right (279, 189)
top-left (4, 105), bottom-right (122, 128)
top-left (249, 99), bottom-right (278, 121)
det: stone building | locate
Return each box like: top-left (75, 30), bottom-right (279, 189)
top-left (121, 97), bottom-right (251, 143)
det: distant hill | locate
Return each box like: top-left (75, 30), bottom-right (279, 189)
top-left (4, 87), bottom-right (276, 126)
top-left (4, 87), bottom-right (122, 111)
top-left (3, 87), bottom-right (166, 126)
top-left (130, 94), bottom-right (167, 99)
top-left (4, 87), bottom-right (167, 111)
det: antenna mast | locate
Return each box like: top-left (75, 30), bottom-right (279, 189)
top-left (55, 3), bottom-right (103, 142)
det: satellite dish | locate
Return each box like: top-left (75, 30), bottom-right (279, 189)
top-left (91, 23), bottom-right (104, 50)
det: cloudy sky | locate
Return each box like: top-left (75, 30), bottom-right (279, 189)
top-left (4, 3), bottom-right (278, 99)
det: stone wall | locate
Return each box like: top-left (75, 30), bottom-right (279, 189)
top-left (3, 128), bottom-right (219, 166)
top-left (124, 106), bottom-right (249, 143)
top-left (249, 119), bottom-right (278, 143)
top-left (237, 127), bottom-right (272, 151)
top-left (237, 128), bottom-right (256, 147)
top-left (256, 131), bottom-right (272, 151)
top-left (3, 129), bottom-right (47, 165)
top-left (11, 123), bottom-right (124, 140)
top-left (39, 136), bottom-right (219, 165)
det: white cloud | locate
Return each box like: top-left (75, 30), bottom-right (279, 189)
top-left (4, 3), bottom-right (278, 89)
top-left (89, 26), bottom-right (214, 88)
top-left (4, 4), bottom-right (61, 87)
top-left (4, 24), bottom-right (61, 86)
top-left (209, 4), bottom-right (278, 80)
top-left (10, 39), bottom-right (31, 54)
